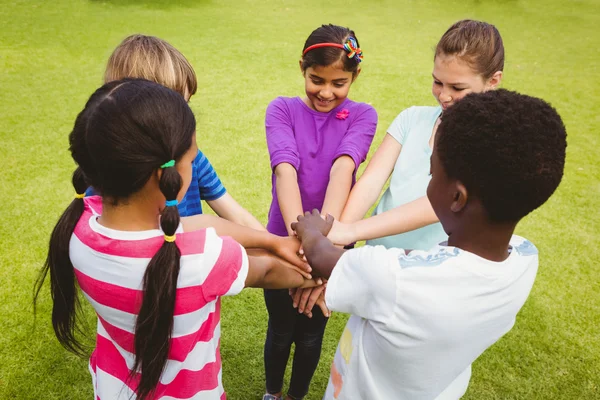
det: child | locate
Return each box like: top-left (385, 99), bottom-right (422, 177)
top-left (330, 20), bottom-right (504, 248)
top-left (292, 89), bottom-right (567, 399)
top-left (34, 79), bottom-right (318, 400)
top-left (98, 34), bottom-right (264, 228)
top-left (263, 24), bottom-right (377, 400)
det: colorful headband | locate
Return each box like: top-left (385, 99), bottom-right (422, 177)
top-left (164, 234), bottom-right (176, 243)
top-left (302, 38), bottom-right (363, 63)
top-left (161, 160), bottom-right (175, 169)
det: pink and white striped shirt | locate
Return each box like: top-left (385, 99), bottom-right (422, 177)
top-left (70, 196), bottom-right (249, 399)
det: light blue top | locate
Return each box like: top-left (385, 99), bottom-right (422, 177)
top-left (367, 106), bottom-right (448, 250)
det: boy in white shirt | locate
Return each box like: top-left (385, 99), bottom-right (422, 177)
top-left (291, 89), bottom-right (567, 400)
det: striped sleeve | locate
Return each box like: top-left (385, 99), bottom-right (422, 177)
top-left (201, 231), bottom-right (249, 301)
top-left (196, 150), bottom-right (227, 201)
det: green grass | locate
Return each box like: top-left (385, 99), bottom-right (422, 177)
top-left (1, 0), bottom-right (599, 398)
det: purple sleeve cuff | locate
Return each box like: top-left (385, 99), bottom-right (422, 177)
top-left (270, 150), bottom-right (300, 171)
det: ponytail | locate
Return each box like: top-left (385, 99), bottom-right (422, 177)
top-left (131, 162), bottom-right (182, 400)
top-left (34, 167), bottom-right (89, 356)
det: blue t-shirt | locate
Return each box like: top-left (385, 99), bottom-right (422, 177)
top-left (85, 149), bottom-right (226, 217)
top-left (367, 106), bottom-right (447, 250)
top-left (179, 149), bottom-right (226, 216)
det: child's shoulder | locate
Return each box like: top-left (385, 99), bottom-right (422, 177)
top-left (268, 96), bottom-right (300, 109)
top-left (397, 105), bottom-right (441, 119)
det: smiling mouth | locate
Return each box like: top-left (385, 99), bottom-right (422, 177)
top-left (317, 97), bottom-right (335, 105)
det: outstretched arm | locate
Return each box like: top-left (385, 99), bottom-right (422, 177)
top-left (328, 195), bottom-right (439, 246)
top-left (292, 210), bottom-right (345, 279)
top-left (245, 250), bottom-right (320, 289)
top-left (182, 214), bottom-right (309, 273)
top-left (207, 193), bottom-right (266, 231)
top-left (338, 134), bottom-right (402, 223)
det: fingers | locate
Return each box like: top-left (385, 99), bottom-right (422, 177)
top-left (315, 298), bottom-right (331, 318)
top-left (303, 284), bottom-right (325, 314)
top-left (292, 265), bottom-right (312, 280)
top-left (298, 287), bottom-right (313, 314)
top-left (292, 288), bottom-right (304, 308)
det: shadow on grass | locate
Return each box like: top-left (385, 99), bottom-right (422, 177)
top-left (89, 0), bottom-right (210, 9)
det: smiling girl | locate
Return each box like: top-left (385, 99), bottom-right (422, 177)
top-left (263, 24), bottom-right (377, 400)
top-left (330, 20), bottom-right (504, 249)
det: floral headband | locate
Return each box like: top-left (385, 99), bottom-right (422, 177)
top-left (302, 37), bottom-right (363, 63)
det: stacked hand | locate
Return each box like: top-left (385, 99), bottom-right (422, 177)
top-left (290, 283), bottom-right (329, 318)
top-left (269, 235), bottom-right (312, 279)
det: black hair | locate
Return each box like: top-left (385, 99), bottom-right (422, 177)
top-left (301, 24), bottom-right (361, 75)
top-left (34, 79), bottom-right (196, 400)
top-left (436, 89), bottom-right (567, 222)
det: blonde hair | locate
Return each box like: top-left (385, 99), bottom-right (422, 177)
top-left (105, 34), bottom-right (197, 98)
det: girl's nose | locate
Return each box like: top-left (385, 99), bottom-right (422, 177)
top-left (439, 91), bottom-right (453, 103)
top-left (320, 85), bottom-right (333, 99)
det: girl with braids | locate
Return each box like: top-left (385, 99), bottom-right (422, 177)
top-left (263, 24), bottom-right (377, 400)
top-left (34, 79), bottom-right (317, 400)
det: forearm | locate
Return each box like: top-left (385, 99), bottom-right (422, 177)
top-left (347, 196), bottom-right (439, 242)
top-left (339, 178), bottom-right (383, 223)
top-left (226, 208), bottom-right (266, 231)
top-left (302, 232), bottom-right (346, 279)
top-left (321, 156), bottom-right (354, 219)
top-left (207, 194), bottom-right (266, 231)
top-left (275, 165), bottom-right (304, 235)
top-left (182, 214), bottom-right (275, 249)
top-left (246, 254), bottom-right (308, 289)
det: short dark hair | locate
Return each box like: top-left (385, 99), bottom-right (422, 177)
top-left (436, 89), bottom-right (567, 222)
top-left (301, 24), bottom-right (361, 75)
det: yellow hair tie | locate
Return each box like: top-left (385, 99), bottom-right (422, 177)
top-left (164, 234), bottom-right (176, 243)
top-left (75, 193), bottom-right (85, 199)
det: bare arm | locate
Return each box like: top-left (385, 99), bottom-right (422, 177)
top-left (328, 195), bottom-right (439, 245)
top-left (181, 214), bottom-right (309, 272)
top-left (292, 210), bottom-right (344, 280)
top-left (339, 134), bottom-right (402, 223)
top-left (245, 252), bottom-right (319, 289)
top-left (321, 156), bottom-right (356, 220)
top-left (206, 193), bottom-right (266, 231)
top-left (275, 163), bottom-right (304, 236)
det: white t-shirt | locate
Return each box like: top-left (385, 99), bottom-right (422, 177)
top-left (323, 236), bottom-right (538, 400)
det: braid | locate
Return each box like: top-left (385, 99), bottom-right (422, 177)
top-left (132, 163), bottom-right (183, 400)
top-left (34, 166), bottom-right (89, 356)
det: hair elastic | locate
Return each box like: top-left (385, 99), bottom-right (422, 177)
top-left (302, 38), bottom-right (363, 63)
top-left (165, 199), bottom-right (178, 207)
top-left (161, 160), bottom-right (175, 169)
top-left (75, 193), bottom-right (85, 199)
top-left (164, 234), bottom-right (176, 243)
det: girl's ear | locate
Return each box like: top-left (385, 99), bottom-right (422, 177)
top-left (487, 71), bottom-right (503, 90)
top-left (299, 59), bottom-right (304, 74)
top-left (451, 181), bottom-right (468, 213)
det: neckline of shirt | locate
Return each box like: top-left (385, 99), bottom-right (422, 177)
top-left (294, 96), bottom-right (351, 116)
top-left (87, 213), bottom-right (184, 241)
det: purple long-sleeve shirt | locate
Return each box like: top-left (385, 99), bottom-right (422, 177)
top-left (266, 96), bottom-right (378, 236)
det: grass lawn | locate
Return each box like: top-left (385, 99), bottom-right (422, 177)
top-left (1, 0), bottom-right (599, 398)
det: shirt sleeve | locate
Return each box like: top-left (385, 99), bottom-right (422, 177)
top-left (265, 98), bottom-right (300, 171)
top-left (333, 105), bottom-right (378, 170)
top-left (201, 228), bottom-right (249, 300)
top-left (196, 150), bottom-right (227, 201)
top-left (386, 107), bottom-right (413, 145)
top-left (325, 245), bottom-right (403, 324)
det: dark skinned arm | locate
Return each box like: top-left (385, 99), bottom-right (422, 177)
top-left (291, 210), bottom-right (346, 279)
